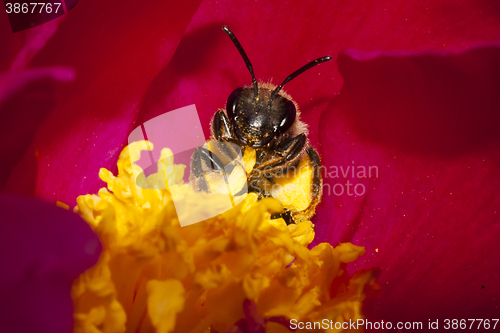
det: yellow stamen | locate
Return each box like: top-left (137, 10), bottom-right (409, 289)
top-left (72, 141), bottom-right (376, 333)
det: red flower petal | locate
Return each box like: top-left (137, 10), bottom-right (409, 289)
top-left (0, 19), bottom-right (68, 191)
top-left (0, 15), bottom-right (62, 71)
top-left (6, 0), bottom-right (202, 204)
top-left (137, 0), bottom-right (500, 148)
top-left (9, 19), bottom-right (62, 71)
top-left (0, 18), bottom-right (25, 72)
top-left (0, 194), bottom-right (101, 333)
top-left (6, 1), bottom-right (500, 206)
top-left (314, 45), bottom-right (500, 323)
top-left (2, 0), bottom-right (500, 326)
top-left (0, 67), bottom-right (74, 189)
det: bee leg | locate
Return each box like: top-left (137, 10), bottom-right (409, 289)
top-left (212, 109), bottom-right (235, 142)
top-left (254, 133), bottom-right (307, 174)
top-left (271, 210), bottom-right (294, 225)
top-left (276, 133), bottom-right (307, 169)
top-left (211, 109), bottom-right (245, 169)
top-left (307, 146), bottom-right (323, 201)
top-left (264, 145), bottom-right (323, 224)
top-left (190, 147), bottom-right (225, 192)
top-left (252, 134), bottom-right (308, 224)
top-left (290, 146), bottom-right (323, 223)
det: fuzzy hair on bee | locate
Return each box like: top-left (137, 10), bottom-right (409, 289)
top-left (191, 25), bottom-right (332, 224)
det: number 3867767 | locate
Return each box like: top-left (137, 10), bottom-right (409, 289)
top-left (5, 3), bottom-right (62, 14)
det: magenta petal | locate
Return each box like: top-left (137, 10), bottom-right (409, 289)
top-left (7, 0), bottom-right (202, 205)
top-left (338, 45), bottom-right (500, 155)
top-left (137, 0), bottom-right (500, 148)
top-left (7, 0), bottom-right (500, 205)
top-left (9, 19), bottom-right (62, 71)
top-left (0, 194), bottom-right (101, 333)
top-left (136, 3), bottom-right (339, 145)
top-left (0, 67), bottom-right (74, 189)
top-left (315, 45), bottom-right (500, 323)
top-left (0, 12), bottom-right (62, 71)
top-left (0, 20), bottom-right (25, 72)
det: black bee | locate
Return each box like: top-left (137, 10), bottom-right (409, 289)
top-left (191, 26), bottom-right (331, 224)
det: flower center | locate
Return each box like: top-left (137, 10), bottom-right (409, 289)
top-left (72, 141), bottom-right (376, 332)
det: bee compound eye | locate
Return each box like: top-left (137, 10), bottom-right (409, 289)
top-left (277, 99), bottom-right (296, 134)
top-left (226, 87), bottom-right (244, 120)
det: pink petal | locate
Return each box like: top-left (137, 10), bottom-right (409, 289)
top-left (0, 67), bottom-right (75, 189)
top-left (0, 194), bottom-right (101, 333)
top-left (0, 18), bottom-right (25, 72)
top-left (2, 0), bottom-right (500, 325)
top-left (9, 19), bottom-right (62, 71)
top-left (1, 15), bottom-right (68, 194)
top-left (0, 14), bottom-right (63, 71)
top-left (6, 0), bottom-right (500, 205)
top-left (314, 44), bottom-right (500, 323)
top-left (136, 0), bottom-right (500, 149)
top-left (6, 0), bottom-right (202, 204)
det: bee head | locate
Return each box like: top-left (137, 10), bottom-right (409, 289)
top-left (222, 25), bottom-right (331, 148)
top-left (226, 86), bottom-right (296, 148)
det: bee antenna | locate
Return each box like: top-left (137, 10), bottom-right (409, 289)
top-left (270, 56), bottom-right (332, 100)
top-left (222, 26), bottom-right (259, 97)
